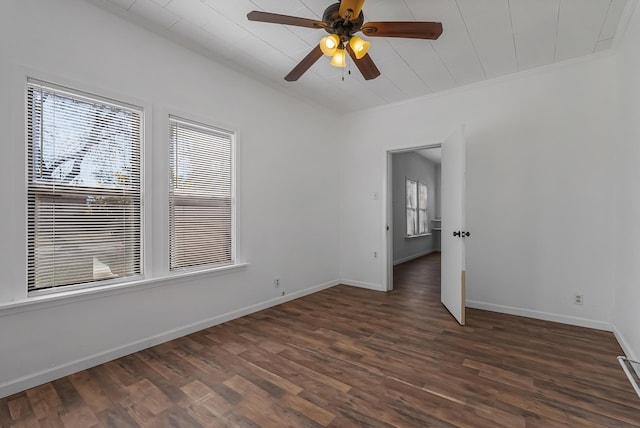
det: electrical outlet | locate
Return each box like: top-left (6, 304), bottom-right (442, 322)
top-left (274, 278), bottom-right (280, 288)
top-left (574, 294), bottom-right (584, 305)
top-left (373, 251), bottom-right (378, 259)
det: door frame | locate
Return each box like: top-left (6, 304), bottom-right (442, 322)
top-left (384, 142), bottom-right (443, 291)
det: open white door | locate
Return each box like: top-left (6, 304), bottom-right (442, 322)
top-left (441, 127), bottom-right (466, 325)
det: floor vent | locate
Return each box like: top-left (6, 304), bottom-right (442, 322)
top-left (618, 356), bottom-right (640, 398)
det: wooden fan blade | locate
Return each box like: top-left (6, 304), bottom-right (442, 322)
top-left (347, 46), bottom-right (380, 80)
top-left (247, 11), bottom-right (325, 29)
top-left (339, 0), bottom-right (365, 21)
top-left (285, 46), bottom-right (323, 81)
top-left (362, 21), bottom-right (443, 39)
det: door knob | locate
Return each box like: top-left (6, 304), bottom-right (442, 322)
top-left (453, 231), bottom-right (461, 237)
top-left (463, 231), bottom-right (470, 237)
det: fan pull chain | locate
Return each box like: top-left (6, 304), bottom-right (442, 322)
top-left (342, 52), bottom-right (351, 81)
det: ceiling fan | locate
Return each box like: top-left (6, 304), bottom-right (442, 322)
top-left (247, 0), bottom-right (443, 82)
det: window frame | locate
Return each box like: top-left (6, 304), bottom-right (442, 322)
top-left (405, 177), bottom-right (430, 238)
top-left (167, 115), bottom-right (237, 273)
top-left (18, 73), bottom-right (245, 303)
top-left (26, 78), bottom-right (145, 296)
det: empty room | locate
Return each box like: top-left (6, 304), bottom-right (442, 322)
top-left (1, 0), bottom-right (640, 426)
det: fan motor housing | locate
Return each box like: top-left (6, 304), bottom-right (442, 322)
top-left (322, 2), bottom-right (364, 40)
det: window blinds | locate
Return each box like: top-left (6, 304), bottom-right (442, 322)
top-left (169, 116), bottom-right (233, 271)
top-left (406, 179), bottom-right (418, 236)
top-left (418, 182), bottom-right (428, 234)
top-left (406, 179), bottom-right (428, 236)
top-left (27, 80), bottom-right (143, 292)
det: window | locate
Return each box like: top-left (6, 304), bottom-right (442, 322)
top-left (27, 80), bottom-right (143, 292)
top-left (406, 178), bottom-right (428, 237)
top-left (169, 116), bottom-right (234, 271)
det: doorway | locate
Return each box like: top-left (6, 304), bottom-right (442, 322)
top-left (386, 144), bottom-right (442, 292)
top-left (384, 127), bottom-right (467, 325)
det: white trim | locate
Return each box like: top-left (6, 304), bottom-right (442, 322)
top-left (393, 249), bottom-right (436, 266)
top-left (405, 233), bottom-right (432, 239)
top-left (25, 78), bottom-right (148, 299)
top-left (384, 141), bottom-right (445, 292)
top-left (0, 262), bottom-right (250, 318)
top-left (341, 279), bottom-right (386, 292)
top-left (466, 300), bottom-right (612, 331)
top-left (166, 114), bottom-right (237, 272)
top-left (385, 151), bottom-right (393, 291)
top-left (8, 64), bottom-right (154, 305)
top-left (0, 279), bottom-right (338, 399)
top-left (613, 323), bottom-right (638, 361)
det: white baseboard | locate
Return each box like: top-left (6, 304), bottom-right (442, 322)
top-left (393, 249), bottom-right (436, 266)
top-left (466, 300), bottom-right (612, 331)
top-left (0, 280), bottom-right (339, 399)
top-left (340, 279), bottom-right (386, 292)
top-left (612, 323), bottom-right (638, 360)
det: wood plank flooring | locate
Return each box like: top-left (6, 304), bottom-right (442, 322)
top-left (2, 252), bottom-right (639, 427)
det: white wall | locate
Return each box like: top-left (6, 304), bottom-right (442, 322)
top-left (339, 54), bottom-right (617, 330)
top-left (614, 2), bottom-right (640, 360)
top-left (392, 152), bottom-right (438, 264)
top-left (0, 0), bottom-right (340, 397)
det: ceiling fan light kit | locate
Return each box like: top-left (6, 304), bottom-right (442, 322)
top-left (321, 34), bottom-right (363, 67)
top-left (320, 34), bottom-right (340, 56)
top-left (329, 47), bottom-right (347, 67)
top-left (247, 0), bottom-right (443, 81)
top-left (349, 36), bottom-right (370, 60)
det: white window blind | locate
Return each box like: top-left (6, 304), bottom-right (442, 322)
top-left (418, 182), bottom-right (428, 234)
top-left (27, 79), bottom-right (143, 292)
top-left (406, 179), bottom-right (428, 236)
top-left (169, 116), bottom-right (234, 271)
top-left (406, 179), bottom-right (418, 236)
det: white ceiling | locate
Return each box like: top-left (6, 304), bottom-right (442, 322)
top-left (89, 0), bottom-right (631, 113)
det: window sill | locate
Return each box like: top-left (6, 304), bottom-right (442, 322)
top-left (0, 262), bottom-right (250, 318)
top-left (405, 233), bottom-right (432, 239)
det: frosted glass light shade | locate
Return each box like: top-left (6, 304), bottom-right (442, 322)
top-left (320, 34), bottom-right (340, 56)
top-left (330, 49), bottom-right (347, 67)
top-left (349, 36), bottom-right (370, 59)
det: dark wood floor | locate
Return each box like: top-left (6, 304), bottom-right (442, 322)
top-left (2, 252), bottom-right (639, 427)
